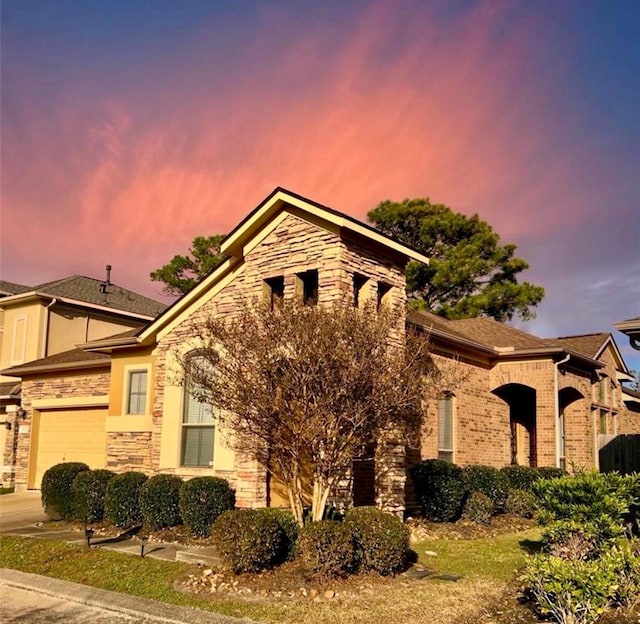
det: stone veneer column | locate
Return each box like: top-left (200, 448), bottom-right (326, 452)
top-left (375, 430), bottom-right (406, 517)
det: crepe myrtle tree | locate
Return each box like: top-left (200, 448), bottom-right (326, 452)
top-left (176, 301), bottom-right (439, 527)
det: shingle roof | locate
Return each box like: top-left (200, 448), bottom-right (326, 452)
top-left (447, 317), bottom-right (548, 350)
top-left (30, 275), bottom-right (166, 317)
top-left (0, 280), bottom-right (31, 296)
top-left (406, 309), bottom-right (477, 344)
top-left (543, 333), bottom-right (610, 359)
top-left (1, 347), bottom-right (110, 377)
top-left (0, 381), bottom-right (21, 397)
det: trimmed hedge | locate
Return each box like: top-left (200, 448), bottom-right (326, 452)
top-left (212, 509), bottom-right (283, 573)
top-left (104, 471), bottom-right (148, 528)
top-left (71, 469), bottom-right (115, 523)
top-left (257, 508), bottom-right (299, 562)
top-left (299, 520), bottom-right (356, 578)
top-left (345, 506), bottom-right (409, 575)
top-left (410, 459), bottom-right (466, 522)
top-left (41, 462), bottom-right (89, 520)
top-left (462, 491), bottom-right (493, 525)
top-left (179, 476), bottom-right (235, 537)
top-left (462, 465), bottom-right (509, 511)
top-left (139, 474), bottom-right (183, 530)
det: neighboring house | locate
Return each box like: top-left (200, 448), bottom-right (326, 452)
top-left (2, 189), bottom-right (638, 515)
top-left (0, 274), bottom-right (166, 487)
top-left (614, 316), bottom-right (640, 351)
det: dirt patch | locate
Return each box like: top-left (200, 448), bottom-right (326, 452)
top-left (407, 515), bottom-right (535, 542)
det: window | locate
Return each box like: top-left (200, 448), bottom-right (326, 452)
top-left (437, 394), bottom-right (454, 463)
top-left (558, 408), bottom-right (566, 471)
top-left (181, 355), bottom-right (215, 467)
top-left (295, 269), bottom-right (318, 305)
top-left (126, 370), bottom-right (148, 414)
top-left (599, 409), bottom-right (608, 435)
top-left (263, 276), bottom-right (284, 310)
top-left (352, 273), bottom-right (368, 308)
top-left (377, 282), bottom-right (392, 310)
top-left (598, 377), bottom-right (607, 404)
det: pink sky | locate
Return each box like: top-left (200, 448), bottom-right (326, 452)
top-left (1, 0), bottom-right (638, 367)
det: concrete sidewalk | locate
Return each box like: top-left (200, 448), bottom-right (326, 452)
top-left (1, 569), bottom-right (255, 624)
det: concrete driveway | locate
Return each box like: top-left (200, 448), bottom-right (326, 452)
top-left (0, 490), bottom-right (47, 532)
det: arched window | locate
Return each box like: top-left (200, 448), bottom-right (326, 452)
top-left (437, 393), bottom-right (455, 463)
top-left (181, 353), bottom-right (215, 467)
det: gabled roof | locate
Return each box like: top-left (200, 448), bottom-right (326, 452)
top-left (89, 188), bottom-right (432, 351)
top-left (0, 280), bottom-right (31, 296)
top-left (543, 333), bottom-right (610, 359)
top-left (449, 317), bottom-right (548, 350)
top-left (0, 381), bottom-right (21, 398)
top-left (1, 347), bottom-right (110, 377)
top-left (221, 187), bottom-right (431, 265)
top-left (0, 275), bottom-right (166, 319)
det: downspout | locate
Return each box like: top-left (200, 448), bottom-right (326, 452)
top-left (41, 298), bottom-right (57, 358)
top-left (554, 353), bottom-right (571, 468)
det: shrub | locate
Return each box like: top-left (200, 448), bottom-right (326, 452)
top-left (524, 554), bottom-right (618, 624)
top-left (345, 507), bottom-right (409, 575)
top-left (299, 520), bottom-right (356, 578)
top-left (535, 466), bottom-right (566, 481)
top-left (410, 459), bottom-right (466, 522)
top-left (212, 509), bottom-right (283, 573)
top-left (606, 540), bottom-right (640, 609)
top-left (500, 465), bottom-right (541, 491)
top-left (71, 469), bottom-right (115, 523)
top-left (462, 465), bottom-right (509, 511)
top-left (139, 474), bottom-right (183, 530)
top-left (533, 471), bottom-right (637, 527)
top-left (541, 517), bottom-right (624, 560)
top-left (179, 476), bottom-right (235, 537)
top-left (104, 471), bottom-right (148, 528)
top-left (41, 462), bottom-right (89, 520)
top-left (462, 491), bottom-right (494, 525)
top-left (504, 488), bottom-right (536, 518)
top-left (256, 508), bottom-right (299, 562)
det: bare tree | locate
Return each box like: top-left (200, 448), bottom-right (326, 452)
top-left (177, 302), bottom-right (438, 526)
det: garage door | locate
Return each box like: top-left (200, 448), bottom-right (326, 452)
top-left (29, 408), bottom-right (107, 489)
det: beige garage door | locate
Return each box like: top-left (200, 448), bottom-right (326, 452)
top-left (29, 408), bottom-right (107, 489)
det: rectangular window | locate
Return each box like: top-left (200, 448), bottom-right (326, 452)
top-left (181, 363), bottom-right (215, 467)
top-left (558, 408), bottom-right (566, 471)
top-left (353, 273), bottom-right (368, 308)
top-left (377, 282), bottom-right (392, 311)
top-left (598, 378), bottom-right (607, 404)
top-left (295, 270), bottom-right (318, 306)
top-left (127, 370), bottom-right (148, 415)
top-left (263, 276), bottom-right (284, 310)
top-left (437, 395), bottom-right (454, 463)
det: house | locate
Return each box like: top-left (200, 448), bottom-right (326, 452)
top-left (0, 274), bottom-right (166, 487)
top-left (614, 316), bottom-right (640, 351)
top-left (2, 189), bottom-right (638, 514)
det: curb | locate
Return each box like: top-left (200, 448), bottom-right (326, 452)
top-left (0, 569), bottom-right (257, 624)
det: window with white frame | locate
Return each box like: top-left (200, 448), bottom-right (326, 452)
top-left (181, 355), bottom-right (215, 467)
top-left (437, 394), bottom-right (454, 463)
top-left (126, 370), bottom-right (148, 415)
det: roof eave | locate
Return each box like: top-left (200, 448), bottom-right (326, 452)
top-left (1, 359), bottom-right (110, 377)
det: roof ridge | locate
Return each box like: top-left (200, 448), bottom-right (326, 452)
top-left (552, 332), bottom-right (609, 340)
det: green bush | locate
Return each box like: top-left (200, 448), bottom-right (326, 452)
top-left (139, 474), bottom-right (183, 530)
top-left (211, 509), bottom-right (283, 573)
top-left (41, 462), bottom-right (89, 520)
top-left (299, 520), bottom-right (356, 578)
top-left (541, 518), bottom-right (624, 561)
top-left (605, 540), bottom-right (640, 609)
top-left (500, 465), bottom-right (541, 491)
top-left (524, 554), bottom-right (618, 624)
top-left (345, 506), bottom-right (409, 575)
top-left (410, 459), bottom-right (466, 522)
top-left (104, 471), bottom-right (148, 528)
top-left (71, 469), bottom-right (115, 523)
top-left (504, 488), bottom-right (535, 518)
top-left (256, 508), bottom-right (298, 562)
top-left (462, 465), bottom-right (509, 511)
top-left (462, 491), bottom-right (494, 525)
top-left (533, 470), bottom-right (637, 527)
top-left (535, 467), bottom-right (566, 481)
top-left (179, 476), bottom-right (235, 537)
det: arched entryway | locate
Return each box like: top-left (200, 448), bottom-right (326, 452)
top-left (493, 383), bottom-right (537, 466)
top-left (558, 386), bottom-right (586, 470)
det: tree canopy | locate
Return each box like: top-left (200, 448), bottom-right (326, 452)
top-left (368, 198), bottom-right (545, 321)
top-left (176, 302), bottom-right (442, 526)
top-left (150, 235), bottom-right (226, 296)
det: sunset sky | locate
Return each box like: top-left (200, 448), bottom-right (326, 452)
top-left (1, 0), bottom-right (639, 369)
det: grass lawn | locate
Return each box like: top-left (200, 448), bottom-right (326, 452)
top-left (0, 529), bottom-right (541, 624)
